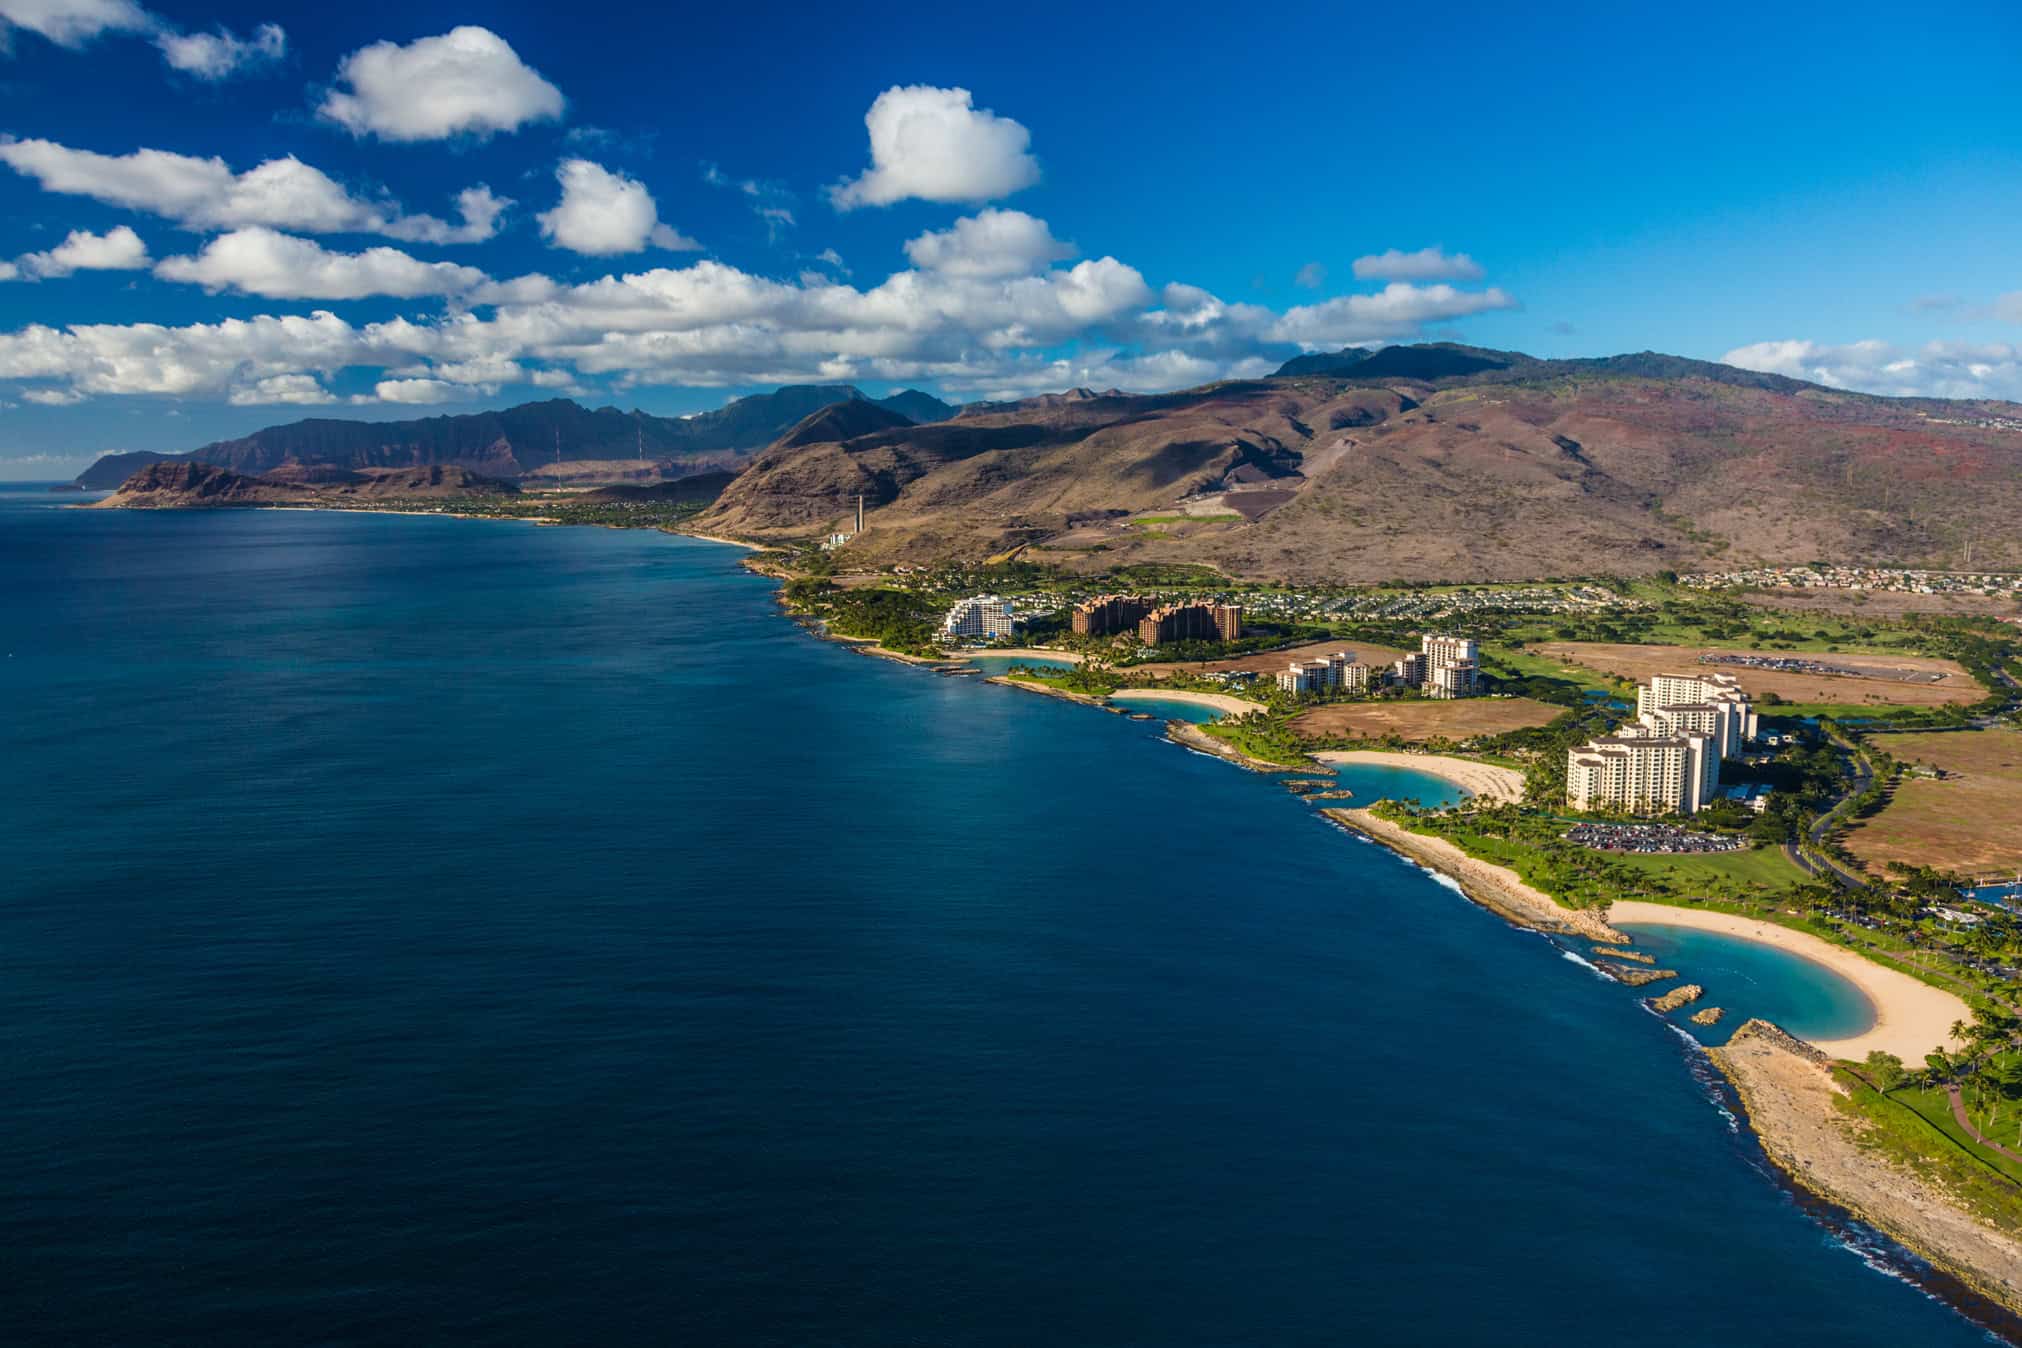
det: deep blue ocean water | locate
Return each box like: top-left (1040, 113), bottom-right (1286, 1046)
top-left (0, 486), bottom-right (2006, 1345)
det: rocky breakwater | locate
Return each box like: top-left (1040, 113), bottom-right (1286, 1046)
top-left (1597, 962), bottom-right (1678, 987)
top-left (1649, 983), bottom-right (1704, 1013)
top-left (1321, 807), bottom-right (1625, 943)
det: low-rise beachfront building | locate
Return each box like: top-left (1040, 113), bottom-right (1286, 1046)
top-left (1276, 650), bottom-right (1365, 695)
top-left (939, 594), bottom-right (1018, 641)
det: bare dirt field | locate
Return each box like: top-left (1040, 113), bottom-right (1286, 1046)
top-left (1743, 589), bottom-right (2022, 621)
top-left (1532, 641), bottom-right (1983, 707)
top-left (1133, 639), bottom-right (1410, 679)
top-left (1846, 728), bottom-right (2022, 876)
top-left (1292, 697), bottom-right (1565, 743)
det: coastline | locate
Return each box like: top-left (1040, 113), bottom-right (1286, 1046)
top-left (1609, 901), bottom-right (1968, 1060)
top-left (1310, 750), bottom-right (1524, 803)
top-left (961, 646), bottom-right (1086, 665)
top-left (138, 502), bottom-right (2022, 1327)
top-left (1108, 688), bottom-right (1264, 717)
top-left (1165, 720), bottom-right (1291, 771)
top-left (1323, 806), bottom-right (1624, 941)
top-left (1712, 1023), bottom-right (2022, 1317)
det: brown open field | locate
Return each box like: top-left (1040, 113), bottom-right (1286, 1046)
top-left (1531, 641), bottom-right (1982, 707)
top-left (1845, 729), bottom-right (2022, 877)
top-left (1743, 589), bottom-right (2022, 621)
top-left (1133, 639), bottom-right (1410, 678)
top-left (1290, 697), bottom-right (1566, 744)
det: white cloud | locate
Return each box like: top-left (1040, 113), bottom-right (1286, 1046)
top-left (319, 26), bottom-right (563, 141)
top-left (155, 228), bottom-right (487, 300)
top-left (0, 0), bottom-right (150, 47)
top-left (0, 137), bottom-right (506, 243)
top-left (1, 2), bottom-right (286, 80)
top-left (830, 85), bottom-right (1039, 209)
top-left (1268, 282), bottom-right (1515, 347)
top-left (9, 224), bottom-right (150, 278)
top-left (1294, 262), bottom-right (1327, 290)
top-left (21, 386), bottom-right (84, 404)
top-left (229, 373), bottom-right (335, 405)
top-left (368, 378), bottom-right (473, 404)
top-left (155, 21), bottom-right (283, 79)
top-left (537, 158), bottom-right (698, 256)
top-left (904, 209), bottom-right (1074, 279)
top-left (379, 185), bottom-right (512, 245)
top-left (0, 241), bottom-right (1527, 405)
top-left (1722, 337), bottom-right (2022, 400)
top-left (1351, 247), bottom-right (1485, 282)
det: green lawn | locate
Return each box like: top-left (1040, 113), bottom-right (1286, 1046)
top-left (1606, 845), bottom-right (1810, 894)
top-left (1834, 1073), bottom-right (2022, 1227)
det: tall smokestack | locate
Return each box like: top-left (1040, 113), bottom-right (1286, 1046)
top-left (855, 494), bottom-right (864, 534)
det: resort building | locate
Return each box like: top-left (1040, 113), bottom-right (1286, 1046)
top-left (1418, 633), bottom-right (1481, 699)
top-left (1135, 601), bottom-right (1243, 646)
top-left (1071, 594), bottom-right (1155, 637)
top-left (1638, 672), bottom-right (1757, 757)
top-left (1565, 674), bottom-right (1757, 815)
top-left (1276, 650), bottom-right (1367, 695)
top-left (939, 594), bottom-right (1018, 641)
top-left (1391, 652), bottom-right (1428, 688)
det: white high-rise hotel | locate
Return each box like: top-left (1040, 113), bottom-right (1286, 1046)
top-left (1566, 673), bottom-right (1756, 815)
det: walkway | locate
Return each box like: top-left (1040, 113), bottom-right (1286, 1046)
top-left (1946, 1084), bottom-right (2022, 1165)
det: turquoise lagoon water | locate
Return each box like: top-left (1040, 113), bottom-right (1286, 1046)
top-left (1107, 690), bottom-right (1227, 723)
top-left (0, 485), bottom-right (2003, 1345)
top-left (1315, 761), bottom-right (1469, 810)
top-left (1615, 923), bottom-right (1878, 1045)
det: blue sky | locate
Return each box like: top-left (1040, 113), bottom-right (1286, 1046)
top-left (2, 0), bottom-right (2020, 476)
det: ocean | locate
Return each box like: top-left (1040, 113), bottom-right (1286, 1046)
top-left (0, 486), bottom-right (2003, 1345)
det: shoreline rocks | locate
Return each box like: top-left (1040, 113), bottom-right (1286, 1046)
top-left (1650, 983), bottom-right (1705, 1013)
top-left (1599, 962), bottom-right (1678, 987)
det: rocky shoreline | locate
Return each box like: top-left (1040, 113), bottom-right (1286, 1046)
top-left (1712, 1022), bottom-right (2022, 1319)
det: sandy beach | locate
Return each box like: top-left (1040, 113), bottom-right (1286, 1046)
top-left (962, 647), bottom-right (1085, 665)
top-left (1609, 901), bottom-right (1968, 1060)
top-left (1311, 750), bottom-right (1526, 803)
top-left (1325, 807), bottom-right (1624, 941)
top-left (1110, 688), bottom-right (1264, 717)
top-left (1713, 1023), bottom-right (2022, 1314)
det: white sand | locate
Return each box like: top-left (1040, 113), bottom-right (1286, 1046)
top-left (962, 647), bottom-right (1085, 664)
top-left (1310, 750), bottom-right (1525, 803)
top-left (1609, 901), bottom-right (1969, 1060)
top-left (1110, 688), bottom-right (1264, 716)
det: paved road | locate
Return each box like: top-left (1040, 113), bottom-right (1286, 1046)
top-left (1784, 732), bottom-right (1874, 889)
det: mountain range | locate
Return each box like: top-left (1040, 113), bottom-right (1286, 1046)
top-left (696, 344), bottom-right (2022, 581)
top-left (73, 386), bottom-right (955, 490)
top-left (84, 344), bottom-right (2022, 582)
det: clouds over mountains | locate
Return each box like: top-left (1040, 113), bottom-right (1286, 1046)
top-left (0, 20), bottom-right (1531, 409)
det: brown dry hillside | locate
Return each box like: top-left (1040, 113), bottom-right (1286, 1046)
top-left (95, 461), bottom-right (520, 508)
top-left (695, 348), bottom-right (2022, 582)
